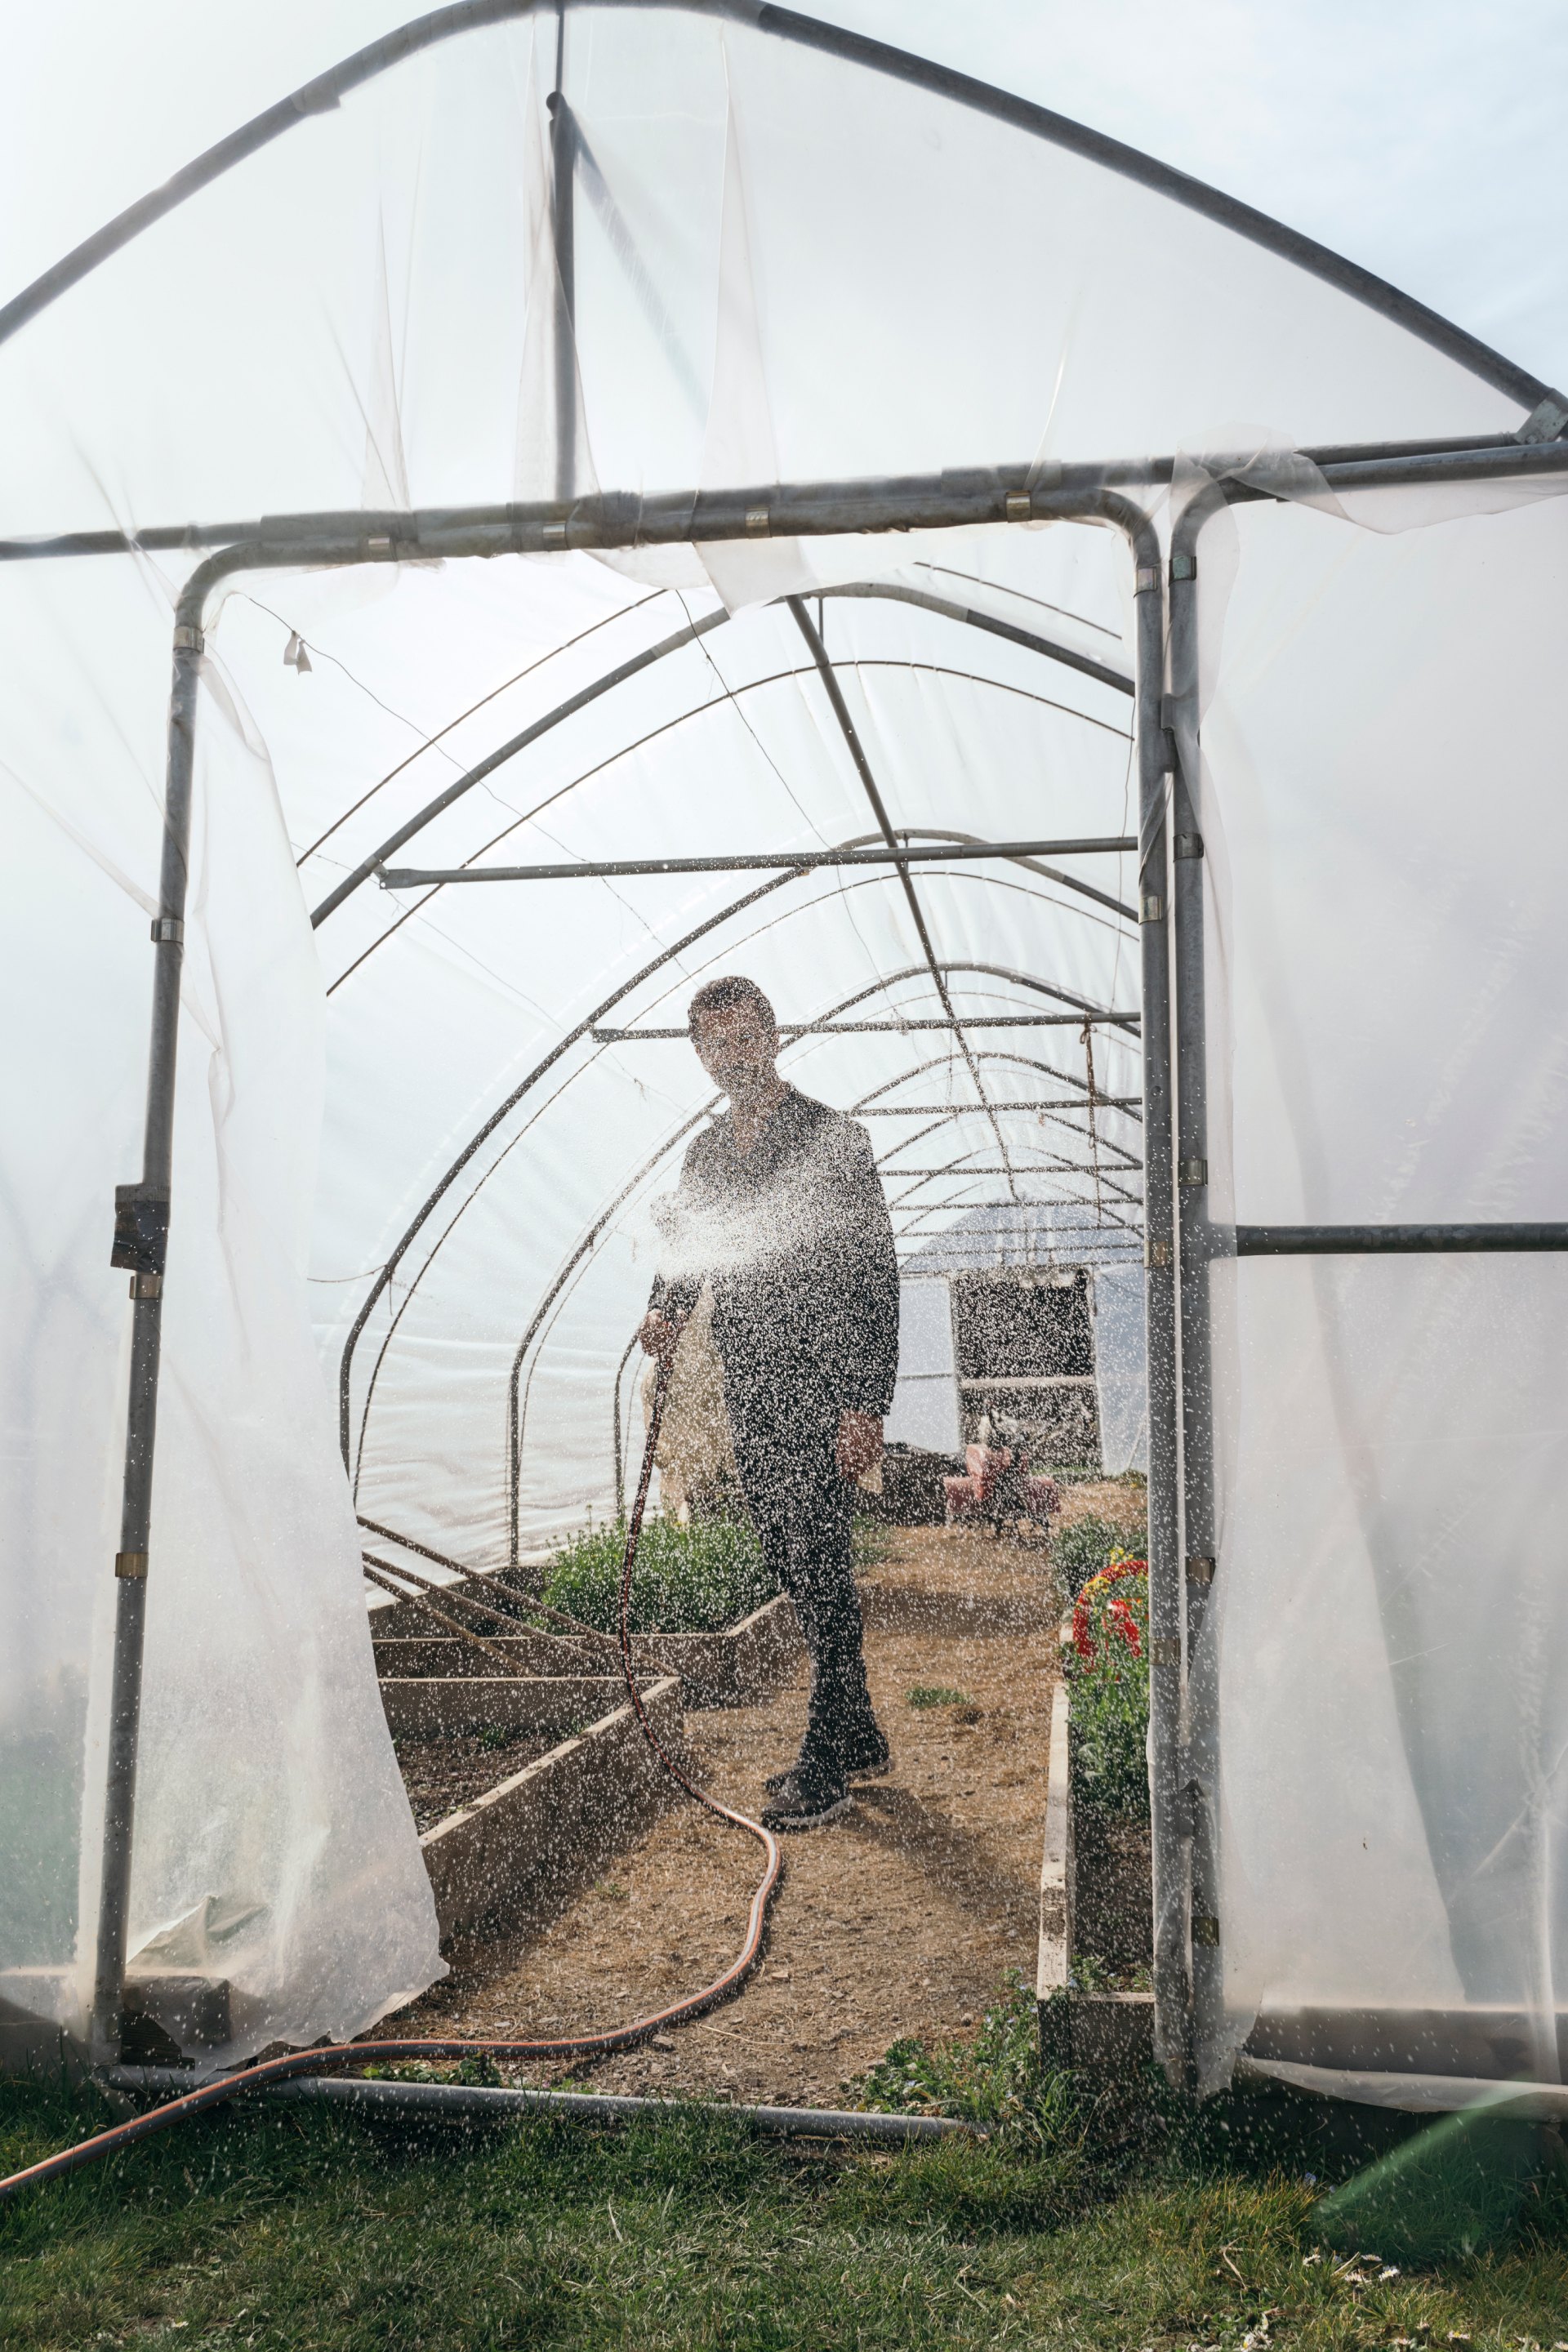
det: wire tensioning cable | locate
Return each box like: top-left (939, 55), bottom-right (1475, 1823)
top-left (0, 1351), bottom-right (782, 2204)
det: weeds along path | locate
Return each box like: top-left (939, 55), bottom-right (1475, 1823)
top-left (394, 1526), bottom-right (1059, 2108)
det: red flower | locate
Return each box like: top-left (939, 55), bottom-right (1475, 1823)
top-left (1070, 1557), bottom-right (1148, 1670)
top-left (1105, 1595), bottom-right (1143, 1658)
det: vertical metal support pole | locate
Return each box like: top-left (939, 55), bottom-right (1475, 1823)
top-left (88, 545), bottom-right (257, 2064)
top-left (1168, 483), bottom-right (1229, 2084)
top-left (1102, 493), bottom-right (1188, 2085)
top-left (89, 595), bottom-right (207, 2062)
top-left (547, 5), bottom-right (577, 506)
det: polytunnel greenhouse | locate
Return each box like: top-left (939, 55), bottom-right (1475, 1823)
top-left (3, 0), bottom-right (1567, 2131)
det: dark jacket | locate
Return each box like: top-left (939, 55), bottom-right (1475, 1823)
top-left (649, 1088), bottom-right (899, 1418)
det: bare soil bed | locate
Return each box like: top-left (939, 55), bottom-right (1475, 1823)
top-left (390, 1526), bottom-right (1060, 2108)
top-left (392, 1730), bottom-right (562, 1834)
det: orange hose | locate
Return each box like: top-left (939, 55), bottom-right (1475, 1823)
top-left (0, 1348), bottom-right (782, 2203)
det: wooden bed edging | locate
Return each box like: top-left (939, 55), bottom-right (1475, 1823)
top-left (1035, 1665), bottom-right (1156, 2074)
top-left (381, 1674), bottom-right (631, 1739)
top-left (419, 1673), bottom-right (686, 1939)
top-left (374, 1591), bottom-right (801, 1708)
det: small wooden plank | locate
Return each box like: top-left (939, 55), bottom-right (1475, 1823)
top-left (378, 1675), bottom-right (635, 1738)
top-left (1036, 1678), bottom-right (1072, 2002)
top-left (374, 1593), bottom-right (800, 1708)
top-left (375, 1633), bottom-right (606, 1679)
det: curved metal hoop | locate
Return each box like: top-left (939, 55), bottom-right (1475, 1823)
top-left (313, 580), bottom-right (1133, 935)
top-left (0, 0), bottom-right (1550, 416)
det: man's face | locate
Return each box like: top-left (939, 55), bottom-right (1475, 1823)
top-left (690, 1002), bottom-right (780, 1098)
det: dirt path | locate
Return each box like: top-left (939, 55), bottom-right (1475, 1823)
top-left (394, 1526), bottom-right (1061, 2108)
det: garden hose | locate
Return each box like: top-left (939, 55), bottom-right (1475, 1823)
top-left (0, 1348), bottom-right (783, 2203)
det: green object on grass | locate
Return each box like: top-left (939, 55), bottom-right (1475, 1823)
top-left (906, 1683), bottom-right (971, 1709)
top-left (1312, 2100), bottom-right (1548, 2264)
top-left (847, 1971), bottom-right (1074, 2140)
top-left (542, 1512), bottom-right (774, 1634)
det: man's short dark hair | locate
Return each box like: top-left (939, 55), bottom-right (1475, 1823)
top-left (688, 975), bottom-right (777, 1034)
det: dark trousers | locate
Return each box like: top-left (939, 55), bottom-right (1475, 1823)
top-left (723, 1370), bottom-right (878, 1780)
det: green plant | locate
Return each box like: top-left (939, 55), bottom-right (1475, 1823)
top-left (906, 1683), bottom-right (972, 1710)
top-left (844, 1971), bottom-right (1076, 2142)
top-left (1052, 1512), bottom-right (1144, 1597)
top-left (477, 1723), bottom-right (525, 1753)
top-left (541, 1510), bottom-right (774, 1635)
top-left (1067, 1558), bottom-right (1150, 1820)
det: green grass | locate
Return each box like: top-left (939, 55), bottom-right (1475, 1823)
top-left (542, 1512), bottom-right (775, 1635)
top-left (906, 1684), bottom-right (972, 1710)
top-left (3, 2038), bottom-right (1566, 2350)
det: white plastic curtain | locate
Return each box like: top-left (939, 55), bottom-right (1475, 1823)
top-left (1190, 470), bottom-right (1568, 2096)
top-left (0, 2), bottom-right (1558, 2077)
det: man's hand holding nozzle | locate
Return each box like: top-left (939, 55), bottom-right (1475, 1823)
top-left (639, 1309), bottom-right (684, 1362)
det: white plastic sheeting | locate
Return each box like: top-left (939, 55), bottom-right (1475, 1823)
top-left (2, 564), bottom-right (443, 2065)
top-left (1191, 480), bottom-right (1568, 2095)
top-left (1, 2), bottom-right (1563, 2082)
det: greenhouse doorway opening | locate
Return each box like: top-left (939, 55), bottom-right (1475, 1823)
top-left (952, 1268), bottom-right (1100, 1460)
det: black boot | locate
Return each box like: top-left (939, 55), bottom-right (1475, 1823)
top-left (839, 1719), bottom-right (891, 1780)
top-left (760, 1758), bottom-right (852, 1832)
top-left (764, 1717), bottom-right (887, 1798)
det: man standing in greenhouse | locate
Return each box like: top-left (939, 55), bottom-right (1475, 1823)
top-left (640, 975), bottom-right (900, 1831)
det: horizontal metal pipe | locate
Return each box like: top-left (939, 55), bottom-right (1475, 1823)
top-left (888, 1165), bottom-right (1132, 1178)
top-left (102, 2067), bottom-right (969, 2142)
top-left (858, 1097), bottom-right (1139, 1113)
top-left (4, 435), bottom-right (1523, 565)
top-left (379, 835), bottom-right (1136, 885)
top-left (2, 431), bottom-right (1507, 567)
top-left (10, 437), bottom-right (1568, 570)
top-left (1326, 442), bottom-right (1568, 490)
top-left (897, 1205), bottom-right (1134, 1218)
top-left (905, 1250), bottom-right (1139, 1262)
top-left (593, 1012), bottom-right (1139, 1039)
top-left (1233, 1221), bottom-right (1568, 1255)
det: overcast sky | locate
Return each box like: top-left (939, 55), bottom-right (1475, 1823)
top-left (5, 0), bottom-right (1566, 389)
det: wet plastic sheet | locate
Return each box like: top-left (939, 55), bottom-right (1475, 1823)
top-left (0, 571), bottom-right (442, 2068)
top-left (1192, 484), bottom-right (1568, 2097)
